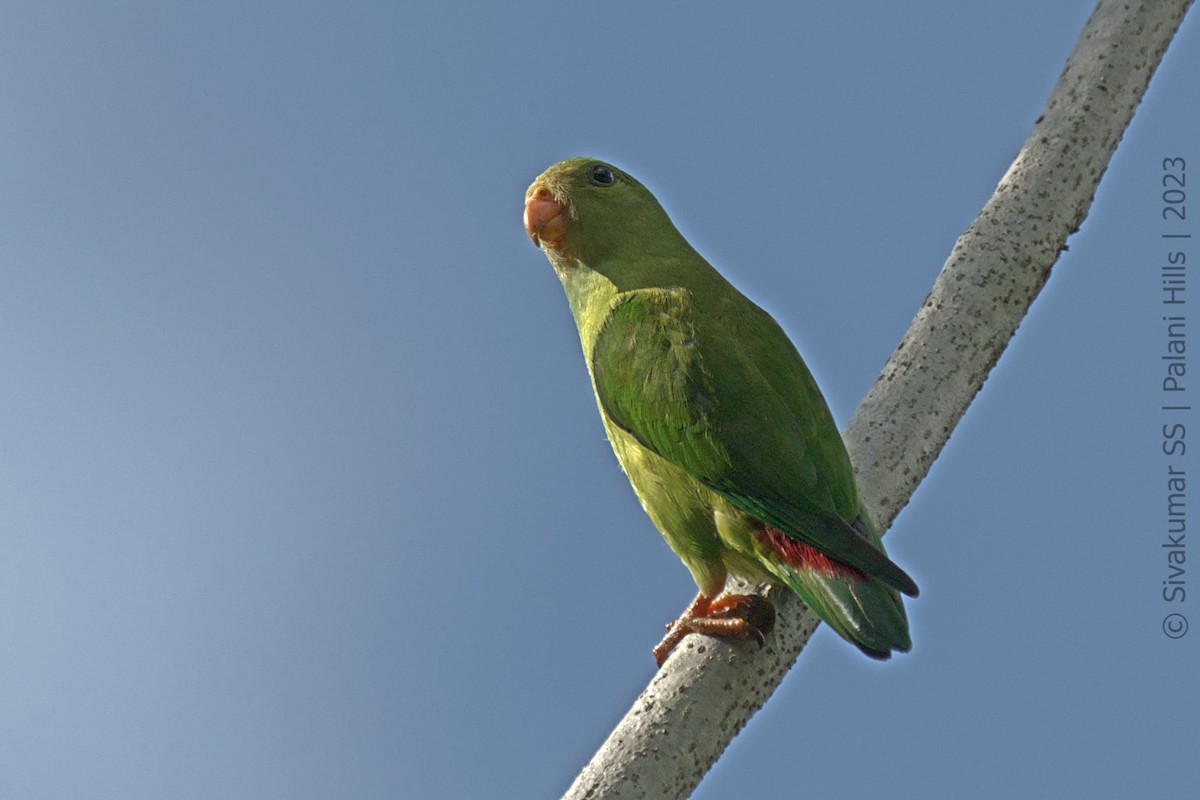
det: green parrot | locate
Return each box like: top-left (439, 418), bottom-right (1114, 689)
top-left (524, 158), bottom-right (917, 665)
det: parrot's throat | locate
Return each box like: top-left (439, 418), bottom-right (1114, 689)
top-left (558, 261), bottom-right (621, 346)
top-left (758, 525), bottom-right (869, 583)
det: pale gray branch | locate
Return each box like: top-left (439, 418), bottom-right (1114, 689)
top-left (562, 3), bottom-right (1194, 798)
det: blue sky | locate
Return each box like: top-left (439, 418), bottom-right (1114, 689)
top-left (2, 3), bottom-right (1197, 798)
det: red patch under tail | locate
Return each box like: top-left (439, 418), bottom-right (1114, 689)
top-left (759, 524), bottom-right (869, 583)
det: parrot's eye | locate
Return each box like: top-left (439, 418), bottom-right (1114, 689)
top-left (588, 164), bottom-right (616, 186)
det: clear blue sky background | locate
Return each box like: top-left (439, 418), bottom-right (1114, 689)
top-left (2, 3), bottom-right (1197, 798)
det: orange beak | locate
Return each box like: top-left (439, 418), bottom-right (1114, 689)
top-left (524, 185), bottom-right (567, 250)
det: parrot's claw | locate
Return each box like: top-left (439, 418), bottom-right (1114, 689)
top-left (652, 592), bottom-right (776, 667)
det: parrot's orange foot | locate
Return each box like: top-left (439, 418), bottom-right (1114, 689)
top-left (652, 593), bottom-right (776, 667)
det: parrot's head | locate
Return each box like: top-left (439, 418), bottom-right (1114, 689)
top-left (524, 158), bottom-right (689, 275)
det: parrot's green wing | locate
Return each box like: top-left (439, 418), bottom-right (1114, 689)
top-left (591, 287), bottom-right (918, 599)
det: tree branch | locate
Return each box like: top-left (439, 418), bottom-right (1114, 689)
top-left (562, 2), bottom-right (1194, 798)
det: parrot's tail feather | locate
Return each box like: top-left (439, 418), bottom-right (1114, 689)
top-left (771, 562), bottom-right (913, 657)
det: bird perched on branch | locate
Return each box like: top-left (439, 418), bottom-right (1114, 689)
top-left (524, 158), bottom-right (918, 666)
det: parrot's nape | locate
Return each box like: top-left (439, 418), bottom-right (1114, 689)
top-left (524, 158), bottom-right (918, 667)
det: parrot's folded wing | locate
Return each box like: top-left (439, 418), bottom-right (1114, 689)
top-left (591, 288), bottom-right (917, 597)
